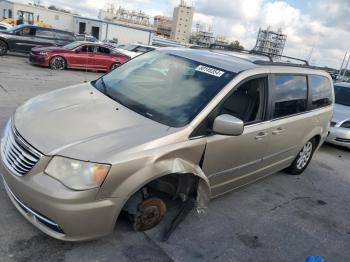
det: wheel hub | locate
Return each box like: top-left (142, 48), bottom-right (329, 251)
top-left (134, 198), bottom-right (167, 231)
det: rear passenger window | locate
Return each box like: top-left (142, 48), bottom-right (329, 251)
top-left (97, 46), bottom-right (110, 54)
top-left (54, 31), bottom-right (74, 41)
top-left (273, 75), bottom-right (307, 118)
top-left (309, 75), bottom-right (332, 109)
top-left (36, 29), bottom-right (54, 38)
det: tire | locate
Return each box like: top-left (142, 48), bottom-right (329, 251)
top-left (287, 138), bottom-right (316, 175)
top-left (0, 40), bottom-right (8, 56)
top-left (110, 62), bottom-right (121, 71)
top-left (50, 56), bottom-right (66, 70)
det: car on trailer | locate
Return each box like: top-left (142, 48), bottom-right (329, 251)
top-left (0, 24), bottom-right (75, 56)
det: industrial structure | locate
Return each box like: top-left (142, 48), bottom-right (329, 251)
top-left (98, 5), bottom-right (152, 28)
top-left (170, 0), bottom-right (194, 44)
top-left (190, 23), bottom-right (215, 47)
top-left (154, 15), bottom-right (172, 38)
top-left (253, 27), bottom-right (287, 59)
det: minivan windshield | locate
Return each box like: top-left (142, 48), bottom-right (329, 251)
top-left (93, 51), bottom-right (235, 127)
top-left (334, 85), bottom-right (350, 106)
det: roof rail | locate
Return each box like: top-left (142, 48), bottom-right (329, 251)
top-left (208, 43), bottom-right (309, 66)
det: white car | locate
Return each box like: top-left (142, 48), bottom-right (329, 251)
top-left (0, 23), bottom-right (12, 31)
top-left (115, 43), bottom-right (157, 58)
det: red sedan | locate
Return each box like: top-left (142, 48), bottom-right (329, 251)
top-left (29, 42), bottom-right (131, 72)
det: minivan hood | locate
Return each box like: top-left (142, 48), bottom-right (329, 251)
top-left (14, 83), bottom-right (171, 161)
top-left (333, 103), bottom-right (350, 123)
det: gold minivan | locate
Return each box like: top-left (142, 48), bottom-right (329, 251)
top-left (0, 48), bottom-right (334, 241)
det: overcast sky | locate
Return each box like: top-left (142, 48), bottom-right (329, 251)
top-left (23, 0), bottom-right (350, 68)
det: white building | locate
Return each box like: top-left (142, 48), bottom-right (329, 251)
top-left (0, 0), bottom-right (155, 44)
top-left (170, 0), bottom-right (194, 44)
top-left (74, 17), bottom-right (155, 44)
top-left (0, 0), bottom-right (74, 32)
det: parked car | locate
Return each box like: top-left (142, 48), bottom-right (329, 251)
top-left (326, 82), bottom-right (350, 148)
top-left (29, 41), bottom-right (130, 72)
top-left (0, 22), bottom-right (12, 31)
top-left (0, 24), bottom-right (75, 56)
top-left (75, 34), bottom-right (98, 42)
top-left (0, 48), bottom-right (333, 241)
top-left (116, 43), bottom-right (157, 58)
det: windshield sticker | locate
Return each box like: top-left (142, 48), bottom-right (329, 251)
top-left (195, 65), bottom-right (225, 77)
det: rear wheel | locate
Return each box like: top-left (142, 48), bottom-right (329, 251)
top-left (110, 62), bottom-right (121, 71)
top-left (0, 40), bottom-right (8, 56)
top-left (287, 138), bottom-right (315, 175)
top-left (50, 56), bottom-right (66, 70)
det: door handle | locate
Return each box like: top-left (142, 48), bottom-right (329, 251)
top-left (255, 132), bottom-right (268, 140)
top-left (272, 127), bottom-right (285, 135)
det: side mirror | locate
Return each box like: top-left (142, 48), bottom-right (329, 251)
top-left (74, 49), bottom-right (80, 53)
top-left (213, 114), bottom-right (244, 136)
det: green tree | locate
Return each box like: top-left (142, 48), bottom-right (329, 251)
top-left (229, 40), bottom-right (244, 51)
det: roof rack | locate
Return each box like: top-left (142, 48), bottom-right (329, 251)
top-left (208, 43), bottom-right (309, 66)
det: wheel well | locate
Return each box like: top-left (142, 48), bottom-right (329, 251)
top-left (122, 173), bottom-right (199, 215)
top-left (0, 38), bottom-right (9, 48)
top-left (50, 55), bottom-right (67, 65)
top-left (313, 135), bottom-right (321, 148)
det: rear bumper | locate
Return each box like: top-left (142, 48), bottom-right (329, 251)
top-left (326, 126), bottom-right (350, 148)
top-left (1, 158), bottom-right (125, 241)
top-left (29, 53), bottom-right (49, 67)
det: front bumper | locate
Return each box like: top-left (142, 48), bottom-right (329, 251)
top-left (29, 53), bottom-right (49, 67)
top-left (0, 157), bottom-right (125, 241)
top-left (326, 126), bottom-right (350, 148)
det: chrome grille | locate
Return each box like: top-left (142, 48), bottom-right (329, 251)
top-left (0, 120), bottom-right (42, 176)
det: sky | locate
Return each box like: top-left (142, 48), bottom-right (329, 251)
top-left (21, 0), bottom-right (350, 68)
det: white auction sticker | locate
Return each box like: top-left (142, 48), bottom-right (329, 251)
top-left (195, 65), bottom-right (225, 77)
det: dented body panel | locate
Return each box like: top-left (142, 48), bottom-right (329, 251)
top-left (0, 48), bottom-right (334, 241)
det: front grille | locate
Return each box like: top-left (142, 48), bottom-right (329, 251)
top-left (0, 120), bottom-right (42, 176)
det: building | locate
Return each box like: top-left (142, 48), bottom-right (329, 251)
top-left (190, 23), bottom-right (215, 47)
top-left (215, 35), bottom-right (229, 46)
top-left (253, 27), bottom-right (287, 58)
top-left (0, 0), bottom-right (155, 44)
top-left (0, 0), bottom-right (74, 31)
top-left (154, 15), bottom-right (172, 39)
top-left (74, 16), bottom-right (155, 44)
top-left (170, 0), bottom-right (194, 44)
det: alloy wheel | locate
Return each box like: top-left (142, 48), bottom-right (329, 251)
top-left (296, 141), bottom-right (313, 170)
top-left (51, 57), bottom-right (66, 70)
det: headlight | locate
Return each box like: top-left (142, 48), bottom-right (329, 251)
top-left (39, 51), bottom-right (48, 56)
top-left (340, 121), bottom-right (350, 128)
top-left (45, 156), bottom-right (111, 190)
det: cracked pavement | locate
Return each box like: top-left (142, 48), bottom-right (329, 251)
top-left (0, 55), bottom-right (350, 262)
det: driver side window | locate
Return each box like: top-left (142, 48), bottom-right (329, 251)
top-left (80, 45), bottom-right (95, 53)
top-left (220, 77), bottom-right (267, 124)
top-left (190, 76), bottom-right (267, 138)
top-left (16, 27), bottom-right (35, 36)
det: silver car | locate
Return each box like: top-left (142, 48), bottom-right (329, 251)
top-left (326, 82), bottom-right (350, 148)
top-left (1, 48), bottom-right (333, 241)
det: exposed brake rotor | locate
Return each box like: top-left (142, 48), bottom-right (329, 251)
top-left (134, 198), bottom-right (167, 232)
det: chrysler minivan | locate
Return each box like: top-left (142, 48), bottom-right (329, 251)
top-left (0, 48), bottom-right (334, 241)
